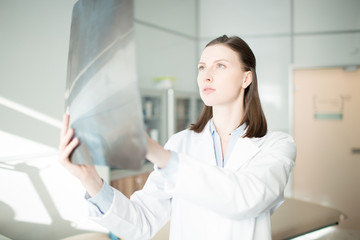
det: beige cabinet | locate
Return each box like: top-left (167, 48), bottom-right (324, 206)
top-left (293, 67), bottom-right (360, 229)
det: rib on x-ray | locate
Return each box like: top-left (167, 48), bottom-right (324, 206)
top-left (65, 0), bottom-right (146, 169)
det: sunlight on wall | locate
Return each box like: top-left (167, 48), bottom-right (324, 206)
top-left (0, 166), bottom-right (52, 224)
top-left (0, 131), bottom-right (107, 235)
top-left (0, 131), bottom-right (57, 159)
top-left (0, 96), bottom-right (62, 129)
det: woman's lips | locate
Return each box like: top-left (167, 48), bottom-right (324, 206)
top-left (203, 87), bottom-right (216, 94)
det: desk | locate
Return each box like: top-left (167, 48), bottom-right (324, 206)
top-left (271, 198), bottom-right (346, 239)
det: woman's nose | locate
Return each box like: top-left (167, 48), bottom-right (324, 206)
top-left (205, 76), bottom-right (212, 82)
top-left (203, 70), bottom-right (213, 82)
top-left (198, 75), bottom-right (212, 83)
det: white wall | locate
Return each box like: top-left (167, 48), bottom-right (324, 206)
top-left (293, 0), bottom-right (360, 67)
top-left (0, 0), bottom-right (77, 147)
top-left (134, 23), bottom-right (197, 92)
top-left (0, 131), bottom-right (107, 239)
top-left (134, 0), bottom-right (198, 92)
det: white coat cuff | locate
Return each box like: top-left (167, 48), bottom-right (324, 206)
top-left (85, 180), bottom-right (114, 215)
top-left (157, 150), bottom-right (179, 187)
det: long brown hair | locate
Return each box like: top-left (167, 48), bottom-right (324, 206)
top-left (190, 35), bottom-right (267, 138)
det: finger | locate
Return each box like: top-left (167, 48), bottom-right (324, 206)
top-left (60, 113), bottom-right (70, 139)
top-left (60, 137), bottom-right (79, 163)
top-left (59, 128), bottom-right (75, 151)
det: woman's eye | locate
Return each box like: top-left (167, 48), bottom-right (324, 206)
top-left (217, 63), bottom-right (225, 69)
top-left (198, 66), bottom-right (205, 71)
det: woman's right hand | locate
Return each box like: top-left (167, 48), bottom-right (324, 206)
top-left (58, 113), bottom-right (103, 197)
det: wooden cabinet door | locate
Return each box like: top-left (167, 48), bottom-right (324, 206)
top-left (293, 67), bottom-right (360, 229)
top-left (111, 172), bottom-right (151, 198)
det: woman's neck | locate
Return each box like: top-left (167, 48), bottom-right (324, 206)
top-left (212, 103), bottom-right (244, 137)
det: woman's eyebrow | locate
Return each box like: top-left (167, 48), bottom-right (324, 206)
top-left (198, 59), bottom-right (230, 65)
top-left (214, 59), bottom-right (230, 63)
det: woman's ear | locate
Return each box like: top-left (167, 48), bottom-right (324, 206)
top-left (242, 71), bottom-right (252, 89)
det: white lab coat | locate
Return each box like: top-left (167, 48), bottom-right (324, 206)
top-left (87, 122), bottom-right (296, 240)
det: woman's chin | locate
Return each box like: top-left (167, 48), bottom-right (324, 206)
top-left (202, 101), bottom-right (214, 107)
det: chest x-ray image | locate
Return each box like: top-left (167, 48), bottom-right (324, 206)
top-left (65, 0), bottom-right (146, 169)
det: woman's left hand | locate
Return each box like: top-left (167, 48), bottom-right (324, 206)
top-left (145, 134), bottom-right (171, 169)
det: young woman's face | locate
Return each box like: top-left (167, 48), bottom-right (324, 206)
top-left (197, 44), bottom-right (251, 107)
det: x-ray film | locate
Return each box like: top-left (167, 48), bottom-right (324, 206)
top-left (65, 0), bottom-right (146, 169)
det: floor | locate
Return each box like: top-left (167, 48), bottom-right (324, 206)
top-left (292, 226), bottom-right (360, 240)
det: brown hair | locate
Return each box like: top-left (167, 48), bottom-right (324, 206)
top-left (190, 35), bottom-right (267, 138)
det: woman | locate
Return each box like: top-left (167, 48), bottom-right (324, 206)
top-left (59, 35), bottom-right (296, 240)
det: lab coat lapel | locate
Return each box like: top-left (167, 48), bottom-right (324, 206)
top-left (224, 137), bottom-right (260, 171)
top-left (202, 135), bottom-right (217, 167)
top-left (196, 122), bottom-right (217, 167)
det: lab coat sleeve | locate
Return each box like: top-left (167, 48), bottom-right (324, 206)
top-left (174, 132), bottom-right (296, 220)
top-left (154, 150), bottom-right (179, 193)
top-left (87, 168), bottom-right (172, 240)
top-left (86, 180), bottom-right (114, 214)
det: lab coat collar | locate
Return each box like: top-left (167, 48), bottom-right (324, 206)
top-left (197, 120), bottom-right (261, 170)
top-left (209, 118), bottom-right (247, 137)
